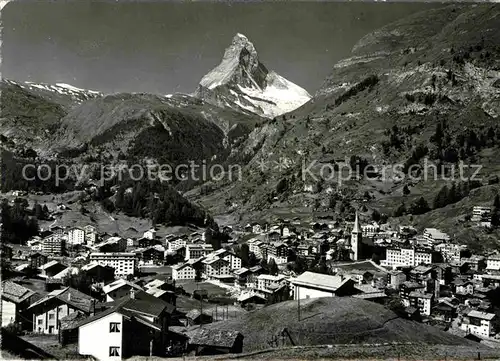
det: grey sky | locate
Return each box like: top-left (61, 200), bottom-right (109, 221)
top-left (2, 1), bottom-right (444, 95)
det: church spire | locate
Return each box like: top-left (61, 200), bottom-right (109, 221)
top-left (352, 211), bottom-right (360, 233)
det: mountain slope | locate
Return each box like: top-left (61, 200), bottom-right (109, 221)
top-left (52, 92), bottom-right (263, 166)
top-left (194, 33), bottom-right (312, 118)
top-left (0, 80), bottom-right (67, 148)
top-left (189, 4), bottom-right (500, 225)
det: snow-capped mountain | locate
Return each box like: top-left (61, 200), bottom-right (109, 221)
top-left (194, 33), bottom-right (312, 118)
top-left (5, 79), bottom-right (102, 104)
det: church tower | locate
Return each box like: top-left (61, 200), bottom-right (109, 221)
top-left (351, 211), bottom-right (362, 261)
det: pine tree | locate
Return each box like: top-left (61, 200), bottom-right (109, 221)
top-left (433, 185), bottom-right (449, 209)
top-left (34, 202), bottom-right (43, 220)
top-left (409, 197), bottom-right (430, 215)
top-left (393, 203), bottom-right (406, 217)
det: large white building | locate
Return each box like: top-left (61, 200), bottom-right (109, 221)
top-left (461, 310), bottom-right (496, 338)
top-left (486, 254), bottom-right (500, 271)
top-left (172, 263), bottom-right (197, 280)
top-left (41, 237), bottom-right (65, 255)
top-left (166, 238), bottom-right (188, 252)
top-left (143, 228), bottom-right (156, 240)
top-left (209, 249), bottom-right (242, 270)
top-left (247, 238), bottom-right (263, 259)
top-left (408, 291), bottom-right (433, 316)
top-left (89, 252), bottom-right (136, 277)
top-left (362, 222), bottom-right (380, 237)
top-left (84, 225), bottom-right (98, 245)
top-left (67, 227), bottom-right (85, 246)
top-left (435, 243), bottom-right (468, 263)
top-left (257, 274), bottom-right (287, 292)
top-left (290, 272), bottom-right (355, 300)
top-left (202, 257), bottom-right (230, 278)
top-left (185, 244), bottom-right (213, 260)
top-left (382, 247), bottom-right (433, 268)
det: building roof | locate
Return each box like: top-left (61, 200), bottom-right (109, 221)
top-left (75, 298), bottom-right (163, 331)
top-left (59, 311), bottom-right (87, 330)
top-left (291, 271), bottom-right (351, 292)
top-left (411, 265), bottom-right (434, 274)
top-left (38, 260), bottom-right (63, 270)
top-left (257, 274), bottom-right (286, 282)
top-left (173, 262), bottom-right (195, 271)
top-left (1, 281), bottom-right (36, 304)
top-left (185, 309), bottom-right (212, 320)
top-left (28, 287), bottom-right (95, 313)
top-left (186, 328), bottom-right (242, 348)
top-left (237, 292), bottom-right (267, 303)
top-left (233, 267), bottom-right (249, 276)
top-left (14, 264), bottom-right (30, 272)
top-left (90, 252), bottom-right (135, 257)
top-left (144, 279), bottom-right (166, 289)
top-left (102, 279), bottom-right (143, 294)
top-left (402, 281), bottom-right (425, 289)
top-left (467, 310), bottom-right (496, 321)
top-left (111, 290), bottom-right (175, 315)
top-left (52, 267), bottom-right (79, 279)
top-left (187, 244), bottom-right (213, 250)
top-left (145, 287), bottom-right (169, 298)
top-left (203, 257), bottom-right (229, 265)
top-left (81, 262), bottom-right (112, 272)
top-left (409, 291), bottom-right (433, 299)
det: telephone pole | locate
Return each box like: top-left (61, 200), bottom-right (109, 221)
top-left (297, 287), bottom-right (301, 321)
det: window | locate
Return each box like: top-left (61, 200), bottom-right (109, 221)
top-left (37, 319), bottom-right (43, 325)
top-left (48, 314), bottom-right (55, 320)
top-left (109, 347), bottom-right (120, 357)
top-left (110, 322), bottom-right (120, 332)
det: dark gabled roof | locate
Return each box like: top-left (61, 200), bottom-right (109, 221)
top-left (27, 287), bottom-right (95, 313)
top-left (73, 304), bottom-right (120, 329)
top-left (1, 281), bottom-right (36, 303)
top-left (121, 298), bottom-right (167, 318)
top-left (107, 290), bottom-right (175, 315)
top-left (75, 294), bottom-right (170, 330)
top-left (59, 311), bottom-right (87, 330)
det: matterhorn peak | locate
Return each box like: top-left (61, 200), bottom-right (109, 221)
top-left (195, 33), bottom-right (311, 118)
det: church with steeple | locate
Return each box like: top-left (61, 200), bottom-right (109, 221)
top-left (350, 212), bottom-right (362, 261)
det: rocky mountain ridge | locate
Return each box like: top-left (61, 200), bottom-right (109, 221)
top-left (194, 33), bottom-right (312, 118)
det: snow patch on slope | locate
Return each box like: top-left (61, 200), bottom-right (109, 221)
top-left (235, 72), bottom-right (311, 118)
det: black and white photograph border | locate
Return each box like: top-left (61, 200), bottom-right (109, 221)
top-left (1, 0), bottom-right (500, 360)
